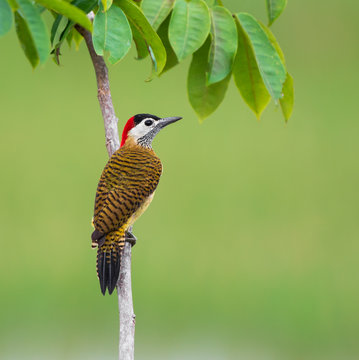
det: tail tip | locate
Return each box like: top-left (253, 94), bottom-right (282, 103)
top-left (97, 248), bottom-right (121, 296)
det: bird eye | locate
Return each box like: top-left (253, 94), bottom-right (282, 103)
top-left (144, 120), bottom-right (153, 126)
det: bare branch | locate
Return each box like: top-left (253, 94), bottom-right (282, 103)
top-left (75, 24), bottom-right (135, 360)
top-left (118, 242), bottom-right (136, 359)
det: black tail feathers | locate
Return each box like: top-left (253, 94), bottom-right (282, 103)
top-left (97, 246), bottom-right (122, 295)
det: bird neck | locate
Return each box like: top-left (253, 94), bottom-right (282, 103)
top-left (123, 135), bottom-right (153, 150)
top-left (122, 136), bottom-right (154, 151)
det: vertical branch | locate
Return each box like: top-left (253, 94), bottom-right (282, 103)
top-left (75, 24), bottom-right (135, 360)
top-left (118, 241), bottom-right (135, 359)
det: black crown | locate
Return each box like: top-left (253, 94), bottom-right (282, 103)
top-left (133, 113), bottom-right (160, 125)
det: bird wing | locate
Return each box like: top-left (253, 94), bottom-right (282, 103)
top-left (93, 147), bottom-right (162, 234)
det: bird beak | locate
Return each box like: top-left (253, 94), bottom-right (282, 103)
top-left (159, 116), bottom-right (182, 128)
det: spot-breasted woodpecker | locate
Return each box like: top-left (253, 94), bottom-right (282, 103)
top-left (91, 113), bottom-right (182, 295)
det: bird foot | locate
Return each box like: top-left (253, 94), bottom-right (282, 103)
top-left (91, 229), bottom-right (105, 248)
top-left (125, 231), bottom-right (137, 247)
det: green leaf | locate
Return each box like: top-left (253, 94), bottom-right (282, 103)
top-left (14, 11), bottom-right (40, 68)
top-left (266, 0), bottom-right (287, 26)
top-left (66, 27), bottom-right (73, 47)
top-left (0, 0), bottom-right (13, 37)
top-left (51, 0), bottom-right (97, 59)
top-left (204, 0), bottom-right (215, 6)
top-left (208, 5), bottom-right (237, 85)
top-left (17, 0), bottom-right (50, 64)
top-left (72, 26), bottom-right (83, 49)
top-left (204, 0), bottom-right (223, 7)
top-left (7, 0), bottom-right (17, 10)
top-left (169, 0), bottom-right (210, 62)
top-left (259, 21), bottom-right (285, 64)
top-left (280, 73), bottom-right (293, 122)
top-left (141, 0), bottom-right (174, 30)
top-left (232, 17), bottom-right (270, 119)
top-left (188, 37), bottom-right (230, 121)
top-left (68, 0), bottom-right (98, 14)
top-left (72, 0), bottom-right (97, 11)
top-left (115, 0), bottom-right (166, 76)
top-left (53, 19), bottom-right (71, 64)
top-left (157, 13), bottom-right (178, 73)
top-left (50, 14), bottom-right (63, 45)
top-left (259, 22), bottom-right (294, 121)
top-left (93, 4), bottom-right (132, 64)
top-left (235, 13), bottom-right (286, 101)
top-left (35, 0), bottom-right (92, 31)
top-left (130, 22), bottom-right (149, 60)
top-left (101, 0), bottom-right (113, 12)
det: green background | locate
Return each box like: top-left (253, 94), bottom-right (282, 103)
top-left (0, 1), bottom-right (358, 359)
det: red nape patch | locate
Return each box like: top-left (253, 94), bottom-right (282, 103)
top-left (120, 116), bottom-right (135, 147)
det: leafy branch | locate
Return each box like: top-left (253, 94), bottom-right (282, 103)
top-left (0, 0), bottom-right (293, 121)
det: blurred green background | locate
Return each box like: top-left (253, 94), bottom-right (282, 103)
top-left (1, 0), bottom-right (358, 359)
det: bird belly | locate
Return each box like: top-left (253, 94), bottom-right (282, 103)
top-left (127, 192), bottom-right (155, 228)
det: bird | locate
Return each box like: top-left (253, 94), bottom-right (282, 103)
top-left (91, 113), bottom-right (182, 295)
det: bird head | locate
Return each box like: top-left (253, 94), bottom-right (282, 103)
top-left (120, 113), bottom-right (182, 148)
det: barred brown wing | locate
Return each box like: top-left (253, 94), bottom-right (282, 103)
top-left (93, 145), bottom-right (162, 234)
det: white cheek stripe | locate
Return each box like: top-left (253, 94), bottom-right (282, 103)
top-left (128, 118), bottom-right (154, 140)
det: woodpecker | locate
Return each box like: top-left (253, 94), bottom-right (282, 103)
top-left (91, 113), bottom-right (182, 295)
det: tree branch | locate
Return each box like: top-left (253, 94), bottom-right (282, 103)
top-left (75, 24), bottom-right (135, 360)
top-left (118, 238), bottom-right (135, 359)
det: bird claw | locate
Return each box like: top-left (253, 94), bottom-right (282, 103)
top-left (92, 235), bottom-right (106, 248)
top-left (91, 229), bottom-right (105, 248)
top-left (125, 231), bottom-right (137, 247)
